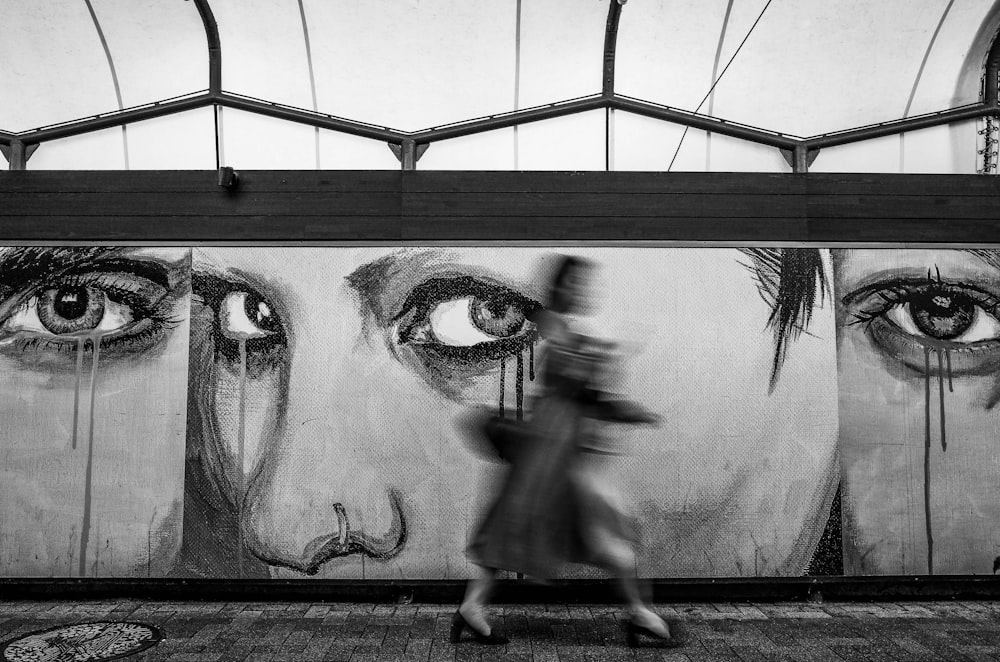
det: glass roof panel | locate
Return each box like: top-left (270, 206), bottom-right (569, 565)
top-left (214, 0), bottom-right (518, 131)
top-left (213, 0), bottom-right (314, 110)
top-left (517, 0), bottom-right (607, 108)
top-left (516, 110), bottom-right (606, 170)
top-left (318, 132), bottom-right (402, 170)
top-left (127, 108), bottom-right (216, 170)
top-left (89, 0), bottom-right (207, 106)
top-left (305, 0), bottom-right (516, 131)
top-left (616, 0), bottom-right (757, 114)
top-left (905, 1), bottom-right (996, 115)
top-left (27, 127), bottom-right (127, 170)
top-left (706, 0), bottom-right (991, 136)
top-left (612, 113), bottom-right (690, 171)
top-left (220, 108), bottom-right (318, 169)
top-left (617, 0), bottom-right (996, 138)
top-left (3, 0), bottom-right (997, 172)
top-left (809, 121), bottom-right (979, 174)
top-left (417, 130), bottom-right (517, 170)
top-left (1, 1), bottom-right (122, 132)
top-left (613, 112), bottom-right (787, 172)
top-left (0, 0), bottom-right (206, 132)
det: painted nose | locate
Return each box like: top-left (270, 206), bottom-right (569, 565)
top-left (242, 460), bottom-right (406, 575)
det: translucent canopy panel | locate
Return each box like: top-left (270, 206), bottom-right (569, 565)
top-left (212, 0), bottom-right (605, 132)
top-left (617, 0), bottom-right (997, 137)
top-left (3, 0), bottom-right (999, 172)
top-left (808, 120), bottom-right (981, 174)
top-left (0, 0), bottom-right (207, 132)
top-left (219, 108), bottom-right (400, 170)
top-left (421, 110), bottom-right (607, 170)
top-left (613, 112), bottom-right (789, 172)
top-left (27, 109), bottom-right (216, 170)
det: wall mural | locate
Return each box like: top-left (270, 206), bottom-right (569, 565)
top-left (0, 246), bottom-right (995, 579)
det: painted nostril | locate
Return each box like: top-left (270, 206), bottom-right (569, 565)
top-left (295, 490), bottom-right (407, 574)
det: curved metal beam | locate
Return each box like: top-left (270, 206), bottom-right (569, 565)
top-left (192, 0), bottom-right (222, 94)
top-left (602, 0), bottom-right (624, 97)
top-left (986, 23), bottom-right (1000, 106)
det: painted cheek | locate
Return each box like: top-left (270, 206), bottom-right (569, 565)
top-left (213, 358), bottom-right (283, 484)
top-left (241, 343), bottom-right (404, 575)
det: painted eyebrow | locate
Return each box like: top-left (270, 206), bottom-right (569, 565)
top-left (961, 248), bottom-right (1000, 273)
top-left (344, 253), bottom-right (402, 326)
top-left (0, 247), bottom-right (122, 300)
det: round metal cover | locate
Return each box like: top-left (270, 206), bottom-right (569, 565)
top-left (1, 621), bottom-right (162, 661)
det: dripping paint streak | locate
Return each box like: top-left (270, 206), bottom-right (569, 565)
top-left (237, 339), bottom-right (247, 579)
top-left (516, 351), bottom-right (524, 421)
top-left (499, 359), bottom-right (506, 418)
top-left (937, 349), bottom-right (947, 452)
top-left (79, 333), bottom-right (103, 578)
top-left (71, 337), bottom-right (85, 449)
top-left (923, 346), bottom-right (934, 576)
top-left (945, 349), bottom-right (953, 392)
top-left (528, 342), bottom-right (535, 381)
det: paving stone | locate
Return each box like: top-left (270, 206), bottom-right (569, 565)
top-left (4, 599), bottom-right (1000, 661)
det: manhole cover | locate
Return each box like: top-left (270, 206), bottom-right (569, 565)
top-left (1, 621), bottom-right (162, 661)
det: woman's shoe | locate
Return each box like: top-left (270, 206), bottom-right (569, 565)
top-left (450, 609), bottom-right (509, 645)
top-left (624, 618), bottom-right (682, 648)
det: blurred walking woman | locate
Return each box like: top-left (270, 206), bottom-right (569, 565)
top-left (452, 255), bottom-right (678, 647)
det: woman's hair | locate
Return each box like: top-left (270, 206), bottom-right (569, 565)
top-left (547, 254), bottom-right (595, 314)
top-left (740, 248), bottom-right (828, 392)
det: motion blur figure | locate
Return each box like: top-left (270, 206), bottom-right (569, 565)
top-left (452, 255), bottom-right (676, 647)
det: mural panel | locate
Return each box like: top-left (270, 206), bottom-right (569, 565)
top-left (836, 249), bottom-right (1000, 576)
top-left (0, 247), bottom-right (190, 577)
top-left (1, 245), bottom-right (995, 579)
top-left (177, 247), bottom-right (838, 579)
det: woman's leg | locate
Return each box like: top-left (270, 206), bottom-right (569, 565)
top-left (459, 566), bottom-right (498, 635)
top-left (599, 545), bottom-right (671, 638)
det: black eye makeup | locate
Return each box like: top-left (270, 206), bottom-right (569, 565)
top-left (393, 275), bottom-right (541, 361)
top-left (192, 273), bottom-right (287, 376)
top-left (391, 275), bottom-right (543, 417)
top-left (843, 271), bottom-right (1000, 377)
top-left (0, 263), bottom-right (183, 357)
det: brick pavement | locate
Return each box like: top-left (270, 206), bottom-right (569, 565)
top-left (2, 599), bottom-right (1000, 661)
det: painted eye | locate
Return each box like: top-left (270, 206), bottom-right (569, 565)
top-left (885, 292), bottom-right (1000, 343)
top-left (4, 286), bottom-right (135, 337)
top-left (395, 276), bottom-right (540, 352)
top-left (411, 296), bottom-right (529, 346)
top-left (219, 292), bottom-right (280, 340)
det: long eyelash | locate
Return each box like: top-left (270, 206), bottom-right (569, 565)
top-left (849, 278), bottom-right (1000, 329)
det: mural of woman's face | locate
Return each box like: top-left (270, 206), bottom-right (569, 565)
top-left (0, 247), bottom-right (191, 577)
top-left (834, 249), bottom-right (1000, 575)
top-left (186, 247), bottom-right (839, 579)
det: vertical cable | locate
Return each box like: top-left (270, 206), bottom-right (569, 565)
top-left (513, 0), bottom-right (522, 169)
top-left (213, 105), bottom-right (221, 169)
top-left (83, 0), bottom-right (129, 168)
top-left (605, 107), bottom-right (614, 171)
top-left (297, 0), bottom-right (322, 169)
